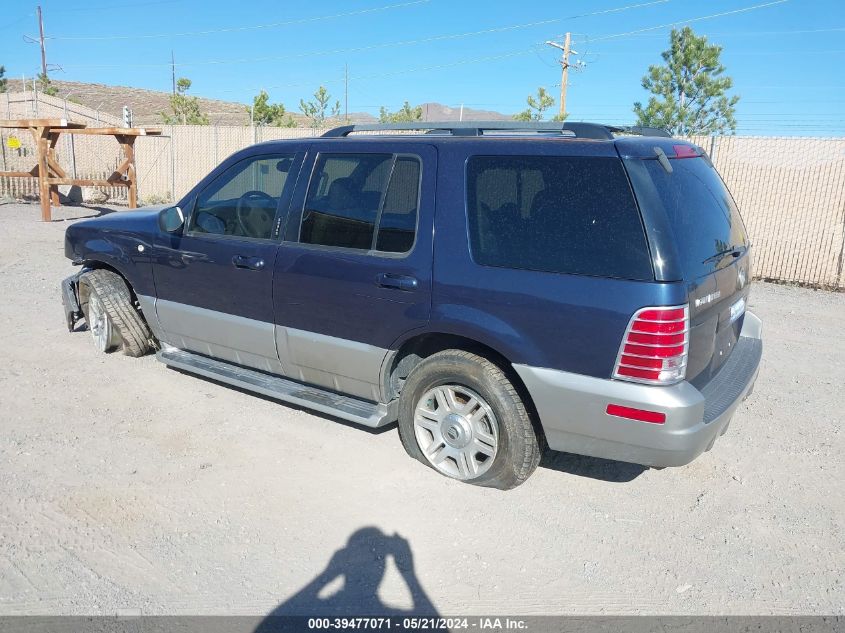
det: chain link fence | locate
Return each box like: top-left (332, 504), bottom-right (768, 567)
top-left (1, 104), bottom-right (843, 288)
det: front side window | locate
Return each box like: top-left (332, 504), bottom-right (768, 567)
top-left (188, 154), bottom-right (295, 240)
top-left (466, 155), bottom-right (653, 280)
top-left (300, 153), bottom-right (420, 253)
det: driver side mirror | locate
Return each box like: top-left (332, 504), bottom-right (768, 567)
top-left (159, 206), bottom-right (185, 234)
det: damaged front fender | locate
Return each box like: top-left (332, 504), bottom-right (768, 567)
top-left (61, 271), bottom-right (85, 332)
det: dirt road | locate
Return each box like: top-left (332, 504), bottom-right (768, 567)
top-left (0, 203), bottom-right (842, 616)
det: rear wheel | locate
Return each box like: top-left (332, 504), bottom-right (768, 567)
top-left (397, 350), bottom-right (542, 489)
top-left (78, 269), bottom-right (154, 357)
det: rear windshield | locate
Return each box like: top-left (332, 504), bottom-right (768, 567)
top-left (466, 156), bottom-right (653, 280)
top-left (636, 157), bottom-right (748, 280)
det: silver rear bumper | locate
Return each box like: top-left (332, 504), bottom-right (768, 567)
top-left (514, 311), bottom-right (763, 468)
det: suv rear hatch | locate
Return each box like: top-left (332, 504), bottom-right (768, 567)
top-left (620, 139), bottom-right (751, 387)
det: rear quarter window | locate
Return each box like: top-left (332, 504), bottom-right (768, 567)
top-left (466, 155), bottom-right (653, 280)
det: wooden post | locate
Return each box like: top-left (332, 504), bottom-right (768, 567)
top-left (118, 135), bottom-right (138, 209)
top-left (545, 33), bottom-right (573, 118)
top-left (560, 32), bottom-right (571, 118)
top-left (33, 125), bottom-right (51, 222)
top-left (48, 132), bottom-right (61, 207)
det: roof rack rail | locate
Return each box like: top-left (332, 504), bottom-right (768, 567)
top-left (321, 121), bottom-right (618, 140)
top-left (608, 125), bottom-right (673, 138)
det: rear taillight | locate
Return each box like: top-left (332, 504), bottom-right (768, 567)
top-left (613, 305), bottom-right (689, 385)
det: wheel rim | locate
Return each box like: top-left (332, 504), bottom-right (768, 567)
top-left (414, 384), bottom-right (499, 480)
top-left (88, 294), bottom-right (113, 352)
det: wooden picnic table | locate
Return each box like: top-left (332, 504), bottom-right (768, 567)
top-left (0, 118), bottom-right (162, 221)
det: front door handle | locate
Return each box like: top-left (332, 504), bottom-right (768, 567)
top-left (232, 254), bottom-right (265, 271)
top-left (376, 272), bottom-right (418, 291)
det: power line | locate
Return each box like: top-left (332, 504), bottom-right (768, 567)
top-left (0, 14), bottom-right (30, 32)
top-left (49, 0), bottom-right (431, 41)
top-left (252, 48), bottom-right (543, 93)
top-left (586, 0), bottom-right (791, 43)
top-left (583, 48), bottom-right (845, 56)
top-left (212, 1), bottom-right (794, 95)
top-left (576, 26), bottom-right (845, 43)
top-left (59, 0), bottom-right (673, 69)
top-left (45, 0), bottom-right (182, 13)
top-left (63, 28), bottom-right (552, 69)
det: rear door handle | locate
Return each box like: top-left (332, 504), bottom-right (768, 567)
top-left (375, 272), bottom-right (418, 291)
top-left (232, 254), bottom-right (265, 271)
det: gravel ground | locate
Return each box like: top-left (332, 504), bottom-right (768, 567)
top-left (0, 202), bottom-right (843, 616)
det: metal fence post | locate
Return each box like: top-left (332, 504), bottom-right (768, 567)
top-left (709, 135), bottom-right (719, 163)
top-left (170, 125), bottom-right (176, 203)
top-left (63, 98), bottom-right (78, 179)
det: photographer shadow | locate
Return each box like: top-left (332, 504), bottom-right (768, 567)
top-left (256, 527), bottom-right (438, 629)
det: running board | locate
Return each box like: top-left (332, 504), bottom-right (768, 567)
top-left (157, 347), bottom-right (396, 428)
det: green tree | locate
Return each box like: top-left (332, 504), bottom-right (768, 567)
top-left (37, 72), bottom-right (58, 96)
top-left (514, 87), bottom-right (565, 121)
top-left (0, 66), bottom-right (7, 93)
top-left (299, 86), bottom-right (340, 129)
top-left (379, 101), bottom-right (423, 123)
top-left (633, 26), bottom-right (739, 135)
top-left (160, 77), bottom-right (209, 125)
top-left (249, 90), bottom-right (296, 127)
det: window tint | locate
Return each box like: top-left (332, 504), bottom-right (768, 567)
top-left (189, 154), bottom-right (294, 240)
top-left (466, 156), bottom-right (653, 280)
top-left (638, 157), bottom-right (748, 280)
top-left (301, 153), bottom-right (420, 253)
top-left (376, 157), bottom-right (420, 253)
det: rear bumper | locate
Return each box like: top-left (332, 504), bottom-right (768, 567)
top-left (514, 311), bottom-right (763, 468)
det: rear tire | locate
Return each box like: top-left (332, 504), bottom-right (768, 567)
top-left (78, 269), bottom-right (153, 357)
top-left (397, 350), bottom-right (542, 490)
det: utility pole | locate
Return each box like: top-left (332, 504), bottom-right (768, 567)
top-left (344, 64), bottom-right (349, 123)
top-left (171, 51), bottom-right (176, 94)
top-left (36, 5), bottom-right (47, 78)
top-left (545, 32), bottom-right (576, 118)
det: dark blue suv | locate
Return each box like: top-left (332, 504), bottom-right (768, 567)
top-left (61, 121), bottom-right (762, 489)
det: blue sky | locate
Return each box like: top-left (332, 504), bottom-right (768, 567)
top-left (2, 0), bottom-right (844, 135)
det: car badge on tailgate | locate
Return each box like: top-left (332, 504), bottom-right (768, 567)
top-left (694, 290), bottom-right (721, 308)
top-left (730, 297), bottom-right (746, 323)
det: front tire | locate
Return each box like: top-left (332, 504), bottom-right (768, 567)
top-left (397, 350), bottom-right (542, 490)
top-left (78, 269), bottom-right (154, 357)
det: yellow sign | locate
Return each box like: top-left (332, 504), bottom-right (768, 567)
top-left (6, 136), bottom-right (21, 150)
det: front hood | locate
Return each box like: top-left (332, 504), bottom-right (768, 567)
top-left (73, 207), bottom-right (164, 231)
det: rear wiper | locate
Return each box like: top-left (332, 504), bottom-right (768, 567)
top-left (702, 245), bottom-right (747, 265)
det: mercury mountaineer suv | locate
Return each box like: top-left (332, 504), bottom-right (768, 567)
top-left (61, 121), bottom-right (762, 489)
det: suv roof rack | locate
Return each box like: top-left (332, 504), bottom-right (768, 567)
top-left (608, 125), bottom-right (673, 138)
top-left (322, 121), bottom-right (622, 140)
top-left (321, 121), bottom-right (673, 140)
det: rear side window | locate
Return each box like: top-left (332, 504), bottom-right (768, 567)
top-left (636, 157), bottom-right (748, 280)
top-left (466, 156), bottom-right (653, 280)
top-left (301, 153), bottom-right (420, 253)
